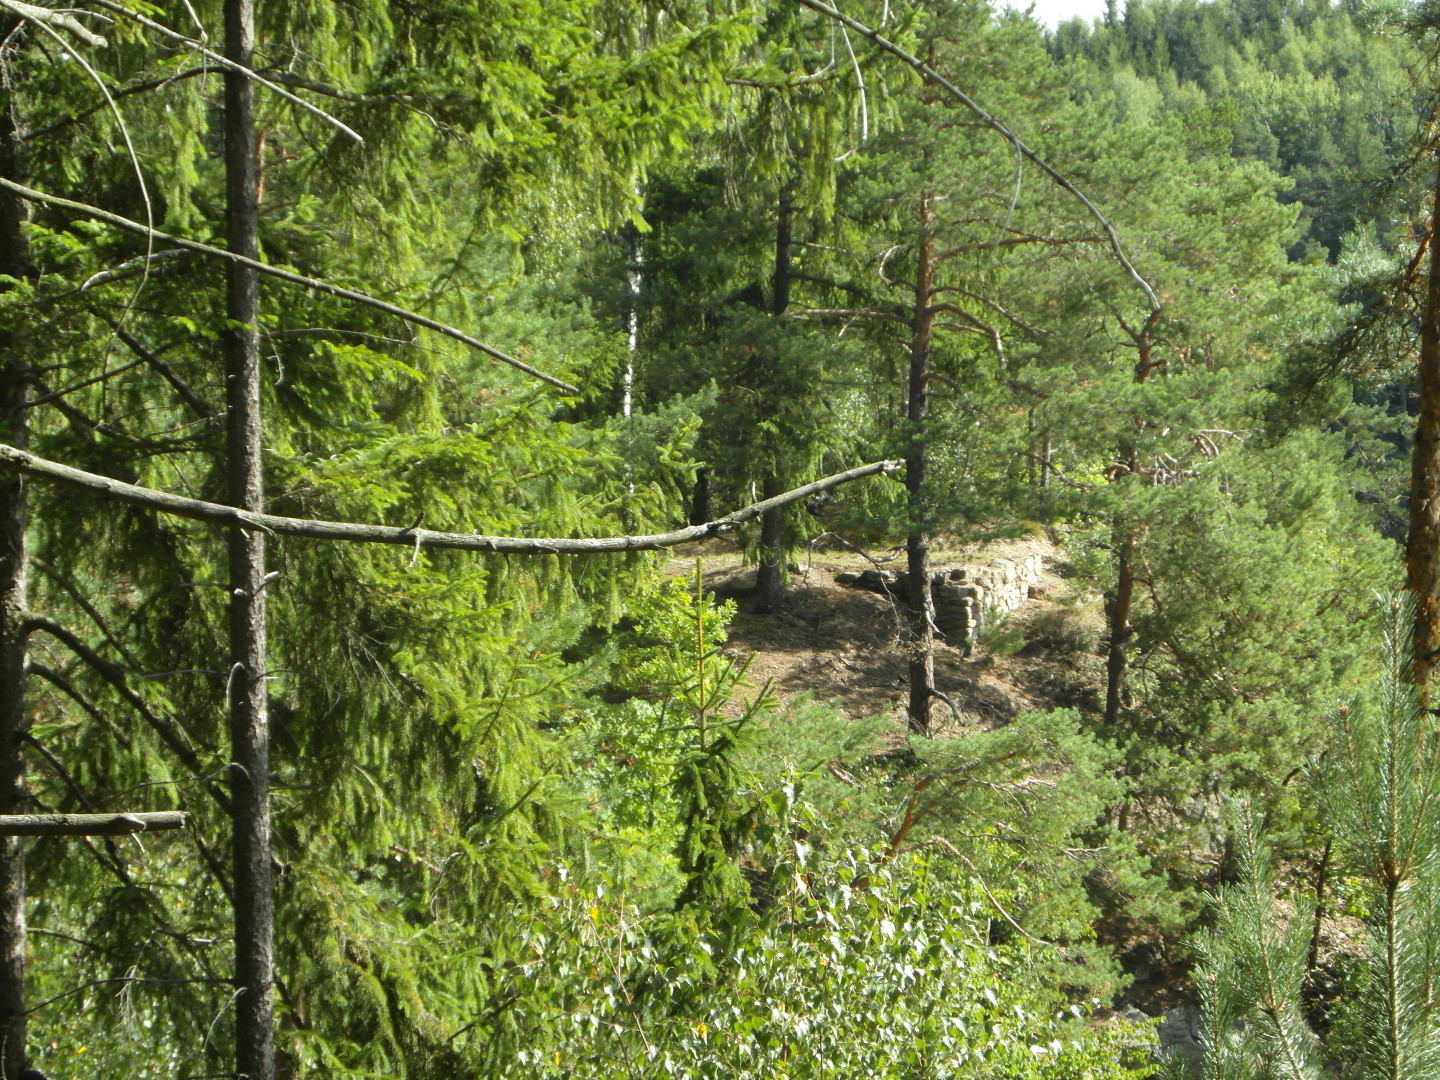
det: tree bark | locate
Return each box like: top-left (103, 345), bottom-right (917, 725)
top-left (0, 812), bottom-right (187, 836)
top-left (688, 467), bottom-right (712, 527)
top-left (906, 195), bottom-right (936, 736)
top-left (1103, 527), bottom-right (1134, 728)
top-left (753, 186), bottom-right (795, 614)
top-left (621, 223), bottom-right (640, 419)
top-left (0, 31), bottom-right (34, 1075)
top-left (223, 1), bottom-right (274, 1077)
top-left (1409, 154), bottom-right (1440, 689)
top-left (1103, 314), bottom-right (1159, 728)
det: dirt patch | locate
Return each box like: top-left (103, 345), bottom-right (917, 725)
top-left (663, 537), bottom-right (1103, 732)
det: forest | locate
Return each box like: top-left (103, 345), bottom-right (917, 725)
top-left (0, 0), bottom-right (1437, 1076)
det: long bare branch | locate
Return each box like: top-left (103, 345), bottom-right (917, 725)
top-left (0, 443), bottom-right (900, 554)
top-left (0, 177), bottom-right (579, 393)
top-left (795, 0), bottom-right (1161, 316)
top-left (26, 67), bottom-right (215, 142)
top-left (0, 812), bottom-right (186, 836)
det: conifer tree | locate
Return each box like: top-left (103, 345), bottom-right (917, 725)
top-left (1190, 598), bottom-right (1440, 1080)
top-left (0, 2), bottom-right (764, 1072)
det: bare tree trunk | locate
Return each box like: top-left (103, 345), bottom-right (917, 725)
top-left (754, 186), bottom-right (795, 614)
top-left (0, 36), bottom-right (34, 1075)
top-left (223, 1), bottom-right (274, 1076)
top-left (906, 196), bottom-right (936, 736)
top-left (753, 474), bottom-right (785, 613)
top-left (1103, 316), bottom-right (1160, 727)
top-left (1103, 527), bottom-right (1134, 728)
top-left (1409, 155), bottom-right (1440, 689)
top-left (689, 467), bottom-right (711, 527)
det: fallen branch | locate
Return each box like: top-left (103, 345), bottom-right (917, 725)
top-left (0, 812), bottom-right (187, 836)
top-left (0, 443), bottom-right (901, 554)
top-left (795, 0), bottom-right (1161, 316)
top-left (0, 177), bottom-right (579, 393)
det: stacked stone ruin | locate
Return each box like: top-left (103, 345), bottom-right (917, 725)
top-left (836, 552), bottom-right (1046, 655)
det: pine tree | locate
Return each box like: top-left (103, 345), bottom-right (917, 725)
top-left (1190, 598), bottom-right (1440, 1080)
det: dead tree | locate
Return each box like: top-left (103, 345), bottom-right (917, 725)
top-left (221, 2), bottom-right (275, 1075)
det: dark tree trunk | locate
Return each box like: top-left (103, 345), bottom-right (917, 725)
top-left (906, 196), bottom-right (936, 736)
top-left (223, 2), bottom-right (275, 1077)
top-left (1409, 155), bottom-right (1440, 689)
top-left (1103, 315), bottom-right (1159, 727)
top-left (771, 186), bottom-right (793, 319)
top-left (689, 468), bottom-right (712, 527)
top-left (754, 474), bottom-right (784, 612)
top-left (1103, 528), bottom-right (1134, 728)
top-left (753, 186), bottom-right (795, 614)
top-left (0, 35), bottom-right (34, 1076)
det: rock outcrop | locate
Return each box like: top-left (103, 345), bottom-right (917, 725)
top-left (835, 552), bottom-right (1047, 653)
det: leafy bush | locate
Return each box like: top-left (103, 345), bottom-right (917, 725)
top-left (491, 849), bottom-right (1157, 1080)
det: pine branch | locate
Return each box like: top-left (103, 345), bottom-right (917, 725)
top-left (22, 616), bottom-right (223, 807)
top-left (794, 0), bottom-right (1162, 316)
top-left (0, 442), bottom-right (900, 554)
top-left (0, 177), bottom-right (580, 393)
top-left (87, 0), bottom-right (363, 143)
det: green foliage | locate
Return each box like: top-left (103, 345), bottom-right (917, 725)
top-left (1188, 599), bottom-right (1440, 1080)
top-left (8, 0), bottom-right (1426, 1074)
top-left (487, 850), bottom-right (1158, 1080)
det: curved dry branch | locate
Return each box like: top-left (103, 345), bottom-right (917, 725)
top-left (0, 443), bottom-right (900, 554)
top-left (0, 177), bottom-right (579, 393)
top-left (795, 0), bottom-right (1161, 316)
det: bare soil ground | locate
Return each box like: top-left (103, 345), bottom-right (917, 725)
top-left (662, 535), bottom-right (1105, 734)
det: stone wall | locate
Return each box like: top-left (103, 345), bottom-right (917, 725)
top-left (836, 551), bottom-right (1046, 654)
